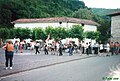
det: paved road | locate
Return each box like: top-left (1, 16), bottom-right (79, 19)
top-left (0, 54), bottom-right (120, 81)
top-left (0, 48), bottom-right (95, 77)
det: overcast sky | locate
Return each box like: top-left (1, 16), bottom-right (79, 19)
top-left (82, 0), bottom-right (120, 9)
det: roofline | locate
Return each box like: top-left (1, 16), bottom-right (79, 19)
top-left (11, 17), bottom-right (100, 26)
top-left (107, 11), bottom-right (120, 16)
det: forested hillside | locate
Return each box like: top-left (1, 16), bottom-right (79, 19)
top-left (91, 8), bottom-right (120, 16)
top-left (0, 0), bottom-right (86, 27)
top-left (0, 0), bottom-right (119, 43)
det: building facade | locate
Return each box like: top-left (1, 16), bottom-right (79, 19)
top-left (12, 17), bottom-right (99, 32)
top-left (108, 11), bottom-right (120, 42)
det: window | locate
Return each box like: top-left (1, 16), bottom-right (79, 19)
top-left (81, 23), bottom-right (84, 26)
top-left (59, 22), bottom-right (62, 24)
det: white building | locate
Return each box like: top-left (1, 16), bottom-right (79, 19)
top-left (12, 17), bottom-right (99, 44)
top-left (12, 17), bottom-right (99, 31)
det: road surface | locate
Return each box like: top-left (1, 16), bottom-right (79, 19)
top-left (0, 54), bottom-right (120, 81)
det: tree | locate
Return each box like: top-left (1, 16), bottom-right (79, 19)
top-left (45, 26), bottom-right (54, 39)
top-left (73, 8), bottom-right (111, 43)
top-left (9, 28), bottom-right (15, 39)
top-left (13, 28), bottom-right (31, 41)
top-left (65, 0), bottom-right (86, 11)
top-left (54, 27), bottom-right (68, 41)
top-left (73, 8), bottom-right (94, 20)
top-left (0, 28), bottom-right (10, 40)
top-left (69, 25), bottom-right (84, 40)
top-left (84, 31), bottom-right (100, 42)
top-left (33, 28), bottom-right (46, 40)
top-left (97, 20), bottom-right (111, 43)
top-left (0, 0), bottom-right (86, 27)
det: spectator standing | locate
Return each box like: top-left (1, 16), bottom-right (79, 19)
top-left (35, 42), bottom-right (40, 54)
top-left (56, 42), bottom-right (59, 55)
top-left (79, 43), bottom-right (82, 56)
top-left (30, 41), bottom-right (35, 52)
top-left (58, 40), bottom-right (63, 56)
top-left (2, 43), bottom-right (8, 69)
top-left (39, 43), bottom-right (43, 51)
top-left (0, 39), bottom-right (3, 48)
top-left (52, 41), bottom-right (57, 55)
top-left (2, 40), bottom-right (14, 70)
top-left (44, 44), bottom-right (48, 55)
top-left (85, 43), bottom-right (89, 56)
top-left (93, 43), bottom-right (99, 55)
top-left (88, 42), bottom-right (92, 54)
top-left (19, 42), bottom-right (23, 53)
top-left (106, 42), bottom-right (110, 56)
top-left (110, 42), bottom-right (115, 55)
top-left (14, 41), bottom-right (19, 53)
top-left (69, 44), bottom-right (74, 56)
top-left (74, 44), bottom-right (78, 53)
top-left (24, 41), bottom-right (27, 50)
top-left (51, 42), bottom-right (55, 55)
top-left (106, 42), bottom-right (110, 52)
top-left (114, 42), bottom-right (119, 55)
top-left (82, 41), bottom-right (85, 54)
top-left (54, 44), bottom-right (57, 55)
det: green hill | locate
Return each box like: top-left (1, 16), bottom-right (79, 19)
top-left (91, 8), bottom-right (120, 16)
top-left (0, 0), bottom-right (86, 27)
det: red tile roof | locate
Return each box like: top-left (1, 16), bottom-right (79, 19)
top-left (11, 17), bottom-right (100, 26)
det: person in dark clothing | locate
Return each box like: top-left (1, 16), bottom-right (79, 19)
top-left (3, 43), bottom-right (8, 69)
top-left (114, 42), bottom-right (119, 55)
top-left (58, 41), bottom-right (63, 56)
top-left (86, 43), bottom-right (89, 56)
top-left (44, 44), bottom-right (48, 55)
top-left (14, 41), bottom-right (19, 53)
top-left (93, 43), bottom-right (99, 55)
top-left (82, 41), bottom-right (85, 54)
top-left (69, 44), bottom-right (74, 56)
top-left (35, 42), bottom-right (40, 54)
top-left (88, 42), bottom-right (92, 54)
top-left (110, 42), bottom-right (114, 55)
top-left (2, 40), bottom-right (14, 70)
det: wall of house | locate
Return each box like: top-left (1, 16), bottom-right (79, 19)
top-left (111, 15), bottom-right (120, 42)
top-left (14, 22), bottom-right (62, 29)
top-left (83, 25), bottom-right (97, 32)
top-left (14, 22), bottom-right (77, 28)
top-left (14, 22), bottom-right (97, 31)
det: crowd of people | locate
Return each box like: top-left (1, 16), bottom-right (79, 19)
top-left (109, 42), bottom-right (120, 55)
top-left (1, 39), bottom-right (120, 70)
top-left (13, 40), bottom-right (120, 56)
top-left (2, 40), bottom-right (120, 56)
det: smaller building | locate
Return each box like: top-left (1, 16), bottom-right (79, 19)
top-left (108, 11), bottom-right (120, 42)
top-left (12, 17), bottom-right (99, 32)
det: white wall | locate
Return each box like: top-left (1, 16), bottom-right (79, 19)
top-left (14, 22), bottom-right (62, 29)
top-left (14, 22), bottom-right (78, 29)
top-left (14, 22), bottom-right (97, 31)
top-left (83, 25), bottom-right (97, 32)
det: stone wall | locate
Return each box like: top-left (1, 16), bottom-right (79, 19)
top-left (111, 15), bottom-right (120, 42)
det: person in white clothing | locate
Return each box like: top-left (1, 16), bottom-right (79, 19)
top-left (85, 43), bottom-right (89, 55)
top-left (81, 41), bottom-right (85, 54)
